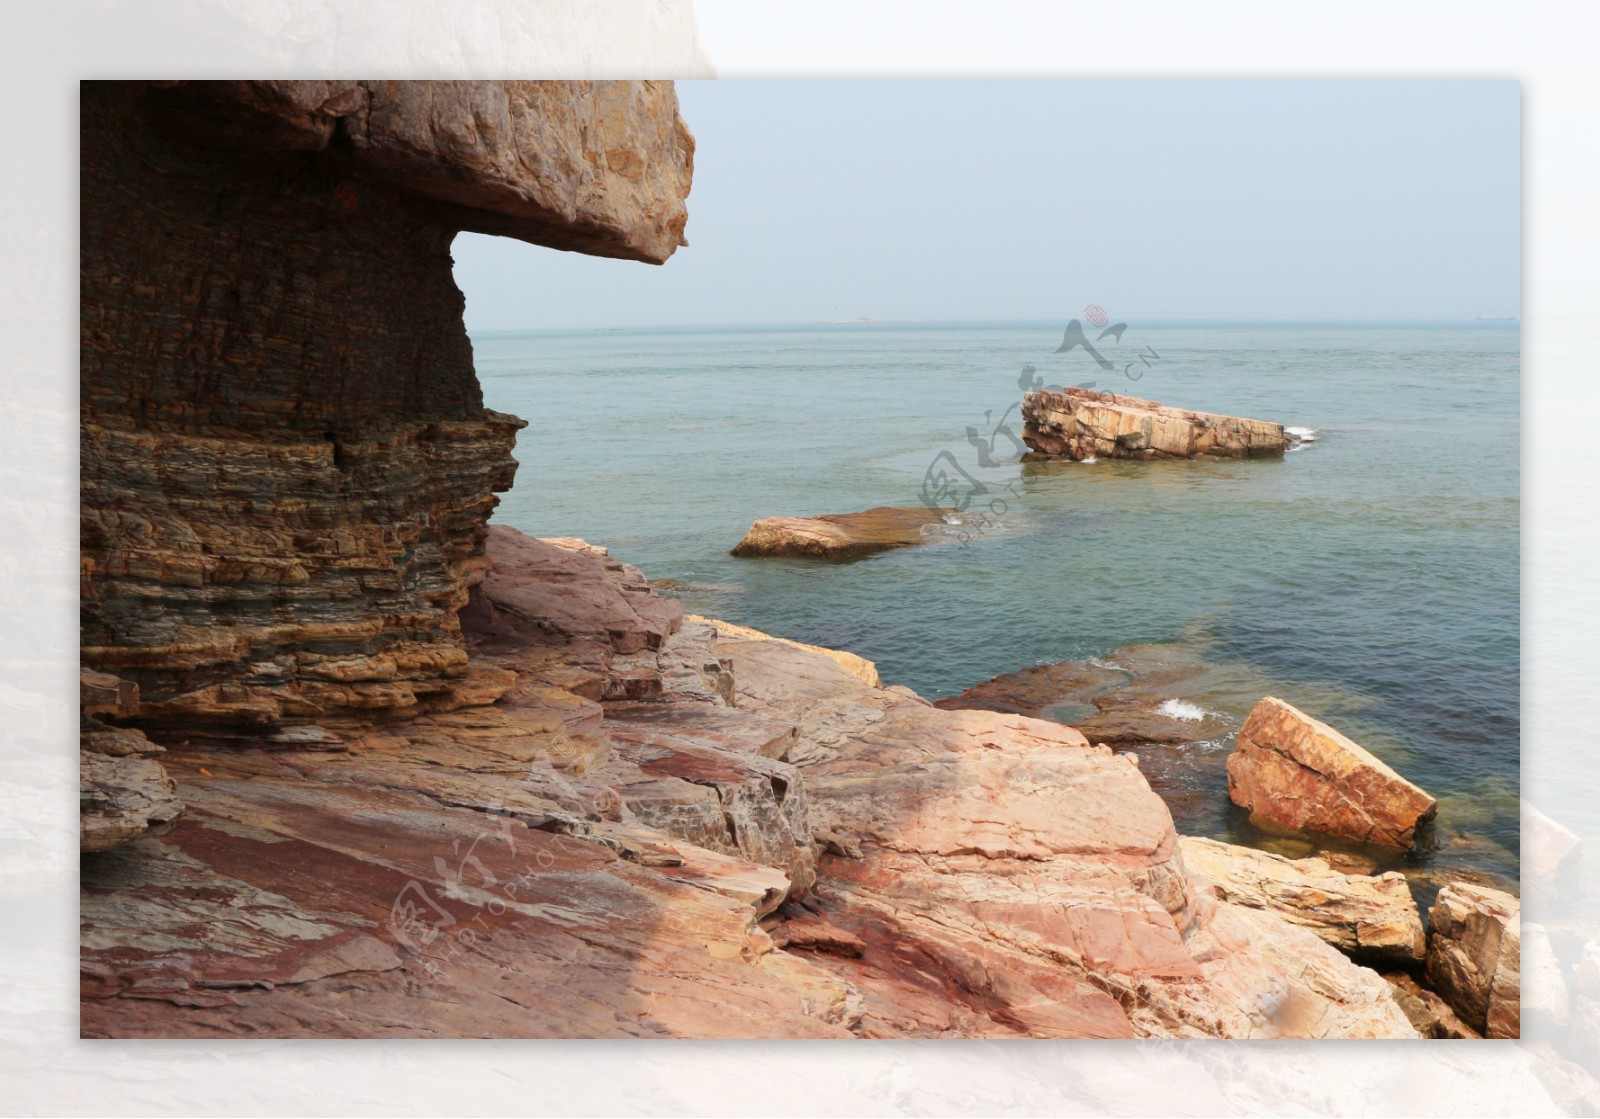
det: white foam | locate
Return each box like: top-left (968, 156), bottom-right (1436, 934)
top-left (1285, 426), bottom-right (1319, 441)
top-left (1158, 698), bottom-right (1206, 722)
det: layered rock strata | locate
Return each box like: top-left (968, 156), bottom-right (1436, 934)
top-left (80, 81), bottom-right (693, 732)
top-left (80, 529), bottom-right (1417, 1039)
top-left (1021, 387), bottom-right (1286, 460)
top-left (731, 507), bottom-right (951, 560)
top-left (1178, 836), bottom-right (1424, 964)
top-left (1227, 697), bottom-right (1437, 850)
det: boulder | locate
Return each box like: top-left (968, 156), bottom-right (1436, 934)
top-left (731, 507), bottom-right (950, 559)
top-left (79, 751), bottom-right (183, 853)
top-left (1226, 697), bottom-right (1437, 849)
top-left (1021, 387), bottom-right (1286, 461)
top-left (1178, 836), bottom-right (1424, 964)
top-left (1425, 882), bottom-right (1521, 1038)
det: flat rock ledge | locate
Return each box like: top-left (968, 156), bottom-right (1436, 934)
top-left (731, 506), bottom-right (950, 559)
top-left (1022, 387), bottom-right (1286, 461)
top-left (1227, 697), bottom-right (1438, 850)
top-left (1426, 882), bottom-right (1521, 1039)
top-left (1179, 836), bottom-right (1425, 965)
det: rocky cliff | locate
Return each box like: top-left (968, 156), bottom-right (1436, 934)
top-left (80, 81), bottom-right (692, 727)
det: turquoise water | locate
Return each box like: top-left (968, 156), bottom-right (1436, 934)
top-left (474, 321), bottom-right (1519, 883)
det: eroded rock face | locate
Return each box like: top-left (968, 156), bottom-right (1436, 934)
top-left (1022, 387), bottom-right (1286, 461)
top-left (80, 530), bottom-right (1415, 1039)
top-left (730, 507), bottom-right (951, 560)
top-left (1426, 882), bottom-right (1521, 1039)
top-left (80, 81), bottom-right (693, 725)
top-left (1227, 697), bottom-right (1437, 850)
top-left (1179, 836), bottom-right (1424, 964)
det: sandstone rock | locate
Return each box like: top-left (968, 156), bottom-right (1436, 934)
top-left (1425, 882), bottom-right (1520, 1038)
top-left (1022, 387), bottom-right (1286, 461)
top-left (1227, 697), bottom-right (1437, 849)
top-left (81, 80), bottom-right (692, 726)
top-left (689, 615), bottom-right (881, 688)
top-left (1178, 836), bottom-right (1424, 964)
top-left (79, 751), bottom-right (183, 853)
top-left (731, 507), bottom-right (951, 559)
top-left (1385, 972), bottom-right (1482, 1039)
top-left (80, 528), bottom-right (1416, 1038)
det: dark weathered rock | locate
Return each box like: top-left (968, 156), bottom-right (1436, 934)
top-left (80, 82), bottom-right (693, 727)
top-left (1022, 387), bottom-right (1287, 461)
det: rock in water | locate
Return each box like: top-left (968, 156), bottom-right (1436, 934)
top-left (1178, 836), bottom-right (1425, 964)
top-left (1426, 882), bottom-right (1521, 1039)
top-left (1226, 697), bottom-right (1437, 849)
top-left (731, 506), bottom-right (951, 559)
top-left (1022, 387), bottom-right (1287, 461)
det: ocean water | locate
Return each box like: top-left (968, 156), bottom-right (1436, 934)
top-left (474, 321), bottom-right (1520, 886)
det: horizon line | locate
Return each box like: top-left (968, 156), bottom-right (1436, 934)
top-left (467, 315), bottom-right (1522, 336)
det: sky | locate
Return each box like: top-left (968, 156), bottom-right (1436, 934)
top-left (452, 80), bottom-right (1520, 332)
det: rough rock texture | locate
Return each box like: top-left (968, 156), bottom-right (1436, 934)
top-left (1178, 837), bottom-right (1424, 964)
top-left (1425, 882), bottom-right (1521, 1039)
top-left (1385, 971), bottom-right (1482, 1039)
top-left (1227, 697), bottom-right (1437, 850)
top-left (730, 507), bottom-right (951, 560)
top-left (1022, 387), bottom-right (1286, 461)
top-left (81, 81), bottom-right (693, 726)
top-left (80, 530), bottom-right (1416, 1039)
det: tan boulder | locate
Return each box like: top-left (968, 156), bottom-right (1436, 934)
top-left (1178, 835), bottom-right (1424, 963)
top-left (1226, 697), bottom-right (1437, 849)
top-left (1425, 882), bottom-right (1521, 1038)
top-left (731, 506), bottom-right (950, 559)
top-left (1022, 387), bottom-right (1286, 461)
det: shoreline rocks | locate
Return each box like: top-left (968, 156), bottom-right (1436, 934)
top-left (1021, 387), bottom-right (1287, 461)
top-left (79, 527), bottom-right (1418, 1039)
top-left (1426, 882), bottom-right (1521, 1039)
top-left (1178, 836), bottom-right (1424, 965)
top-left (1227, 697), bottom-right (1437, 850)
top-left (731, 506), bottom-right (951, 559)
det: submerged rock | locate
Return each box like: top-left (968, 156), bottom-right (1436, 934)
top-left (731, 507), bottom-right (951, 559)
top-left (1227, 697), bottom-right (1437, 850)
top-left (1426, 882), bottom-right (1521, 1039)
top-left (1178, 836), bottom-right (1424, 964)
top-left (1021, 387), bottom-right (1286, 461)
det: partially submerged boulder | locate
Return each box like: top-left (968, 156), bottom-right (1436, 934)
top-left (1426, 882), bottom-right (1521, 1039)
top-left (1178, 835), bottom-right (1425, 964)
top-left (1022, 387), bottom-right (1287, 461)
top-left (731, 506), bottom-right (950, 559)
top-left (1226, 697), bottom-right (1437, 849)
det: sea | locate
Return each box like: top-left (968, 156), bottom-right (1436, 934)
top-left (474, 320), bottom-right (1521, 890)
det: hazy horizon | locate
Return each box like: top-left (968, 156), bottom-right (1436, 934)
top-left (454, 80), bottom-right (1520, 333)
